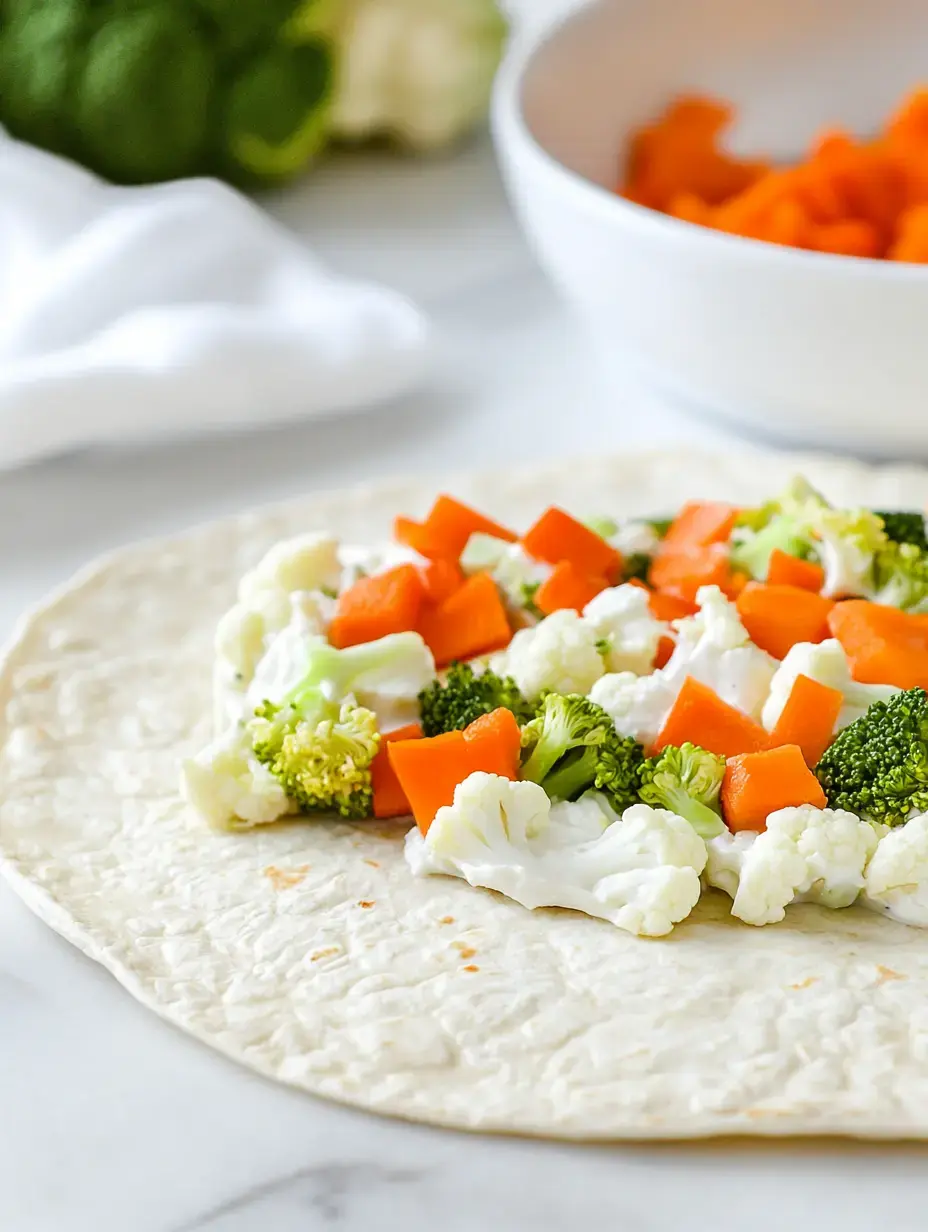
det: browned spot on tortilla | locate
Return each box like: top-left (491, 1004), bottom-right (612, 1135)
top-left (363, 859), bottom-right (380, 868)
top-left (439, 915), bottom-right (455, 925)
top-left (358, 900), bottom-right (375, 909)
top-left (463, 964), bottom-right (479, 973)
top-left (745, 1107), bottom-right (792, 1119)
top-left (877, 964), bottom-right (907, 984)
top-left (310, 947), bottom-right (340, 963)
top-left (453, 943), bottom-right (477, 959)
top-left (789, 977), bottom-right (819, 990)
top-left (264, 864), bottom-right (310, 890)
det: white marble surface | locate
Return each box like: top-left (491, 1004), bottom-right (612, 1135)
top-left (3, 137), bottom-right (928, 1232)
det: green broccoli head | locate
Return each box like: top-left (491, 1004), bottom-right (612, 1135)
top-left (250, 692), bottom-right (379, 819)
top-left (0, 0), bottom-right (87, 155)
top-left (875, 511), bottom-right (928, 553)
top-left (219, 38), bottom-right (332, 185)
top-left (521, 692), bottom-right (645, 810)
top-left (815, 688), bottom-right (928, 826)
top-left (871, 540), bottom-right (928, 612)
top-left (637, 742), bottom-right (727, 838)
top-left (417, 661), bottom-right (534, 738)
top-left (0, 0), bottom-right (334, 186)
top-left (75, 3), bottom-right (215, 183)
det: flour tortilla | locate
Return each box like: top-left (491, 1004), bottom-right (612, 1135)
top-left (4, 448), bottom-right (928, 1141)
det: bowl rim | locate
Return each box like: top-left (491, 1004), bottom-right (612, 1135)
top-left (491, 0), bottom-right (928, 281)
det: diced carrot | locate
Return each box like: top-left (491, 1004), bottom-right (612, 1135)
top-left (735, 582), bottom-right (834, 660)
top-left (424, 495), bottom-right (517, 558)
top-left (721, 745), bottom-right (828, 832)
top-left (809, 219), bottom-right (881, 258)
top-left (766, 548), bottom-right (825, 592)
top-left (418, 572), bottom-right (511, 667)
top-left (463, 707), bottom-right (522, 780)
top-left (534, 560), bottom-right (609, 615)
top-left (387, 731), bottom-right (470, 834)
top-left (652, 676), bottom-right (768, 758)
top-left (371, 723), bottom-right (423, 819)
top-left (522, 506), bottom-right (623, 582)
top-left (767, 675), bottom-right (843, 767)
top-left (828, 600), bottom-right (928, 689)
top-left (394, 516), bottom-right (449, 562)
top-left (648, 590), bottom-right (699, 621)
top-left (329, 564), bottom-right (425, 650)
top-left (655, 635), bottom-right (676, 669)
top-left (419, 557), bottom-right (465, 605)
top-left (659, 501), bottom-right (740, 553)
top-left (388, 711), bottom-right (523, 834)
top-left (648, 543), bottom-right (732, 602)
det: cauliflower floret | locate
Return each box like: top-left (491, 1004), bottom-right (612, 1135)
top-left (590, 586), bottom-right (776, 744)
top-left (589, 670), bottom-right (676, 746)
top-left (608, 519), bottom-right (663, 559)
top-left (406, 776), bottom-right (706, 936)
top-left (761, 638), bottom-right (901, 733)
top-left (238, 533), bottom-right (342, 608)
top-left (864, 814), bottom-right (928, 926)
top-left (582, 583), bottom-right (665, 675)
top-left (490, 609), bottom-right (605, 700)
top-left (213, 534), bottom-right (342, 729)
top-left (181, 726), bottom-right (292, 831)
top-left (708, 806), bottom-right (883, 926)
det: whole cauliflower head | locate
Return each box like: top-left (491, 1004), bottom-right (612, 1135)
top-left (491, 609), bottom-right (605, 701)
top-left (582, 583), bottom-right (664, 675)
top-left (864, 813), bottom-right (928, 926)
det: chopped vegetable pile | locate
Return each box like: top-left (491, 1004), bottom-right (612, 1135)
top-left (620, 87), bottom-right (928, 261)
top-left (183, 475), bottom-right (928, 936)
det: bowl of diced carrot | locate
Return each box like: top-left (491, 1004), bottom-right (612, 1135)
top-left (492, 0), bottom-right (928, 454)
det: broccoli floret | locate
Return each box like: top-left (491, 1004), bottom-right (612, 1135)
top-left (637, 742), bottom-right (727, 838)
top-left (520, 692), bottom-right (645, 809)
top-left (816, 688), bottom-right (928, 826)
top-left (876, 511), bottom-right (928, 552)
top-left (871, 540), bottom-right (928, 612)
top-left (730, 478), bottom-right (822, 579)
top-left (250, 693), bottom-right (379, 819)
top-left (418, 661), bottom-right (534, 737)
top-left (247, 631), bottom-right (430, 817)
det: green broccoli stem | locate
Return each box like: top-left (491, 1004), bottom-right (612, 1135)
top-left (538, 748), bottom-right (597, 801)
top-left (660, 785), bottom-right (726, 838)
top-left (521, 714), bottom-right (576, 785)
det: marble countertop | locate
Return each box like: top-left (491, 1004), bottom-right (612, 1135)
top-left (3, 138), bottom-right (927, 1232)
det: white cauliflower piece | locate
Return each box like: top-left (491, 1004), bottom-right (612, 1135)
top-left (864, 814), bottom-right (928, 926)
top-left (589, 670), bottom-right (676, 747)
top-left (761, 638), bottom-right (900, 733)
top-left (406, 777), bottom-right (706, 936)
top-left (608, 519), bottom-right (663, 559)
top-left (238, 533), bottom-right (342, 608)
top-left (590, 585), bottom-right (776, 745)
top-left (213, 533), bottom-right (342, 730)
top-left (582, 583), bottom-right (665, 675)
top-left (490, 609), bottom-right (605, 700)
top-left (708, 806), bottom-right (883, 926)
top-left (181, 727), bottom-right (292, 831)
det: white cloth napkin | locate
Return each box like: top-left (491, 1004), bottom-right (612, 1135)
top-left (0, 128), bottom-right (429, 470)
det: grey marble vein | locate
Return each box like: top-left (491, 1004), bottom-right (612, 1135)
top-left (171, 1163), bottom-right (424, 1231)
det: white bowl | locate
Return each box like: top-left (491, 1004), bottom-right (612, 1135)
top-left (492, 0), bottom-right (928, 456)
